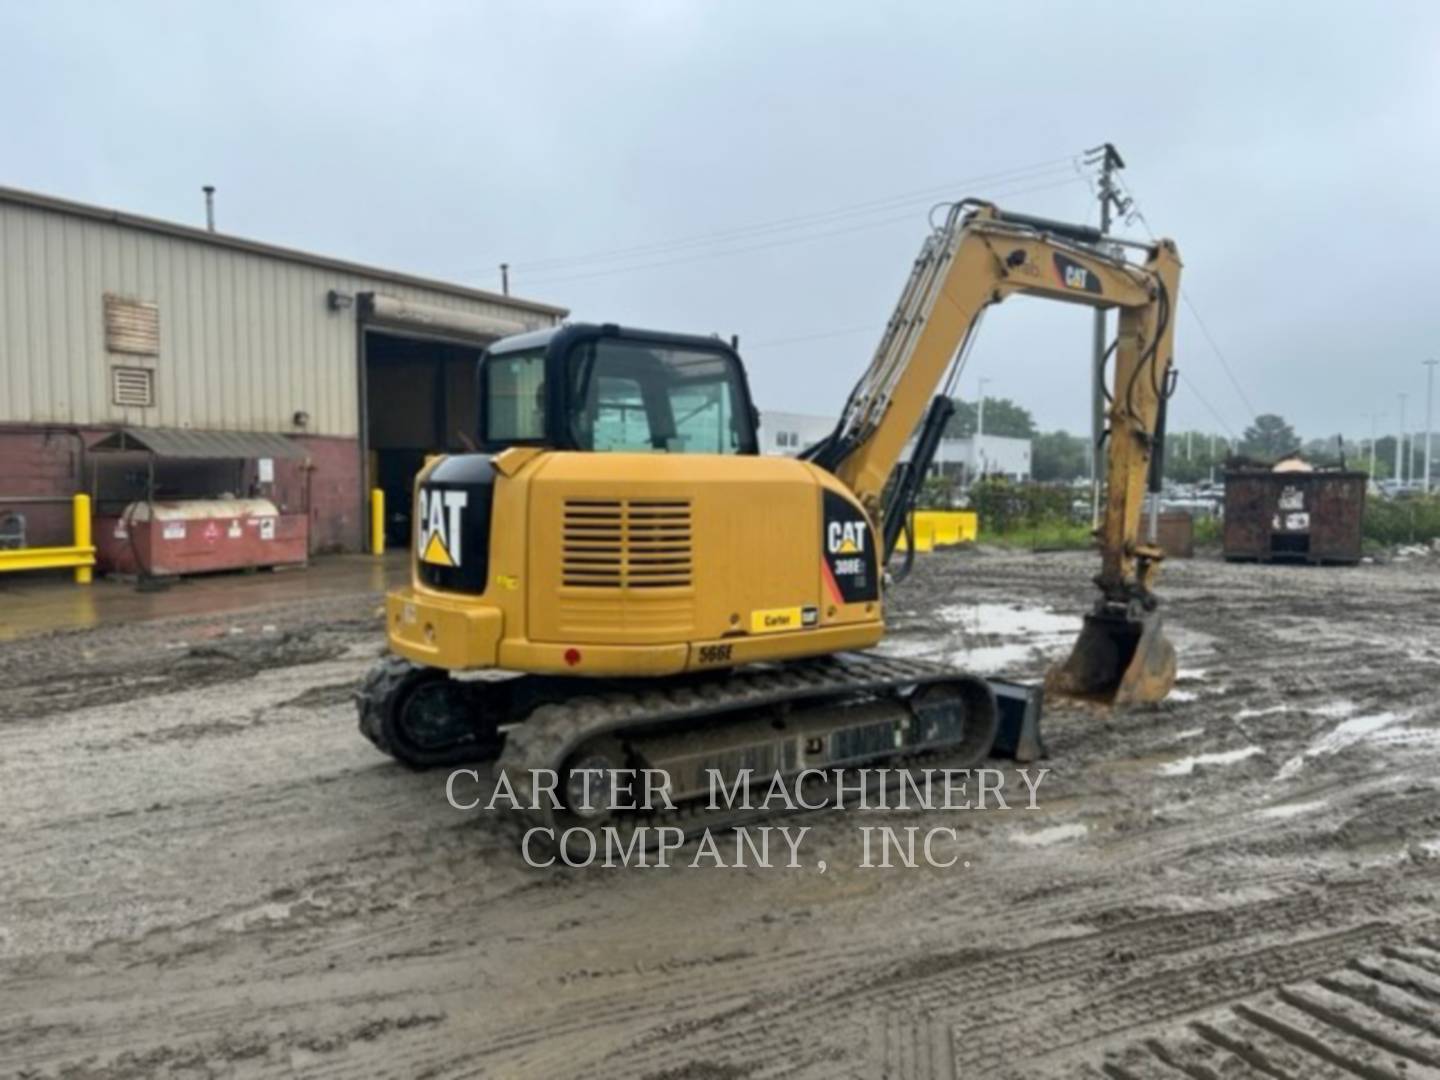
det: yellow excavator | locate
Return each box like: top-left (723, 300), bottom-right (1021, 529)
top-left (358, 199), bottom-right (1182, 830)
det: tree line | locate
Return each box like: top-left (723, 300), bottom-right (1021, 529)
top-left (947, 396), bottom-right (1414, 482)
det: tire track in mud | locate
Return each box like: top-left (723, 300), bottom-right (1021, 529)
top-left (568, 866), bottom-right (1440, 1079)
top-left (6, 550), bottom-right (1440, 1079)
top-left (1085, 935), bottom-right (1440, 1080)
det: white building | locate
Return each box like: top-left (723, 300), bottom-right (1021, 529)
top-left (937, 434), bottom-right (1032, 481)
top-left (758, 410), bottom-right (1031, 480)
top-left (757, 410), bottom-right (838, 456)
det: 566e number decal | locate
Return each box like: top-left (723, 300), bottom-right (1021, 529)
top-left (696, 644), bottom-right (733, 664)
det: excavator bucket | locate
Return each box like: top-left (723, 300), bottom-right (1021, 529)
top-left (1046, 609), bottom-right (1176, 708)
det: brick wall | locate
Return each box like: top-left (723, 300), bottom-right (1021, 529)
top-left (287, 436), bottom-right (363, 555)
top-left (0, 426), bottom-right (364, 555)
top-left (0, 428), bottom-right (87, 548)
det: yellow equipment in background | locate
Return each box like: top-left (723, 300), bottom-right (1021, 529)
top-left (894, 510), bottom-right (979, 553)
top-left (358, 199), bottom-right (1182, 831)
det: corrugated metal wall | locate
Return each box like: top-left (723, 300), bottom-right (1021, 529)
top-left (0, 198), bottom-right (560, 436)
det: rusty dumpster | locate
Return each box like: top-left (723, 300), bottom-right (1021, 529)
top-left (1223, 468), bottom-right (1365, 565)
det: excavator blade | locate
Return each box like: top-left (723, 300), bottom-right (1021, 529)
top-left (1046, 610), bottom-right (1176, 708)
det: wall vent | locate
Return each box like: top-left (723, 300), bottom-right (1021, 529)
top-left (111, 366), bottom-right (155, 408)
top-left (104, 293), bottom-right (160, 356)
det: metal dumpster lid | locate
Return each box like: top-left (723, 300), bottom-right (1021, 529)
top-left (90, 427), bottom-right (308, 460)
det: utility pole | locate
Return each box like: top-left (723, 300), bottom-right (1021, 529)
top-left (1397, 393), bottom-right (1408, 484)
top-left (500, 263), bottom-right (510, 296)
top-left (1209, 432), bottom-right (1218, 485)
top-left (1425, 359), bottom-right (1437, 493)
top-left (1085, 143), bottom-right (1129, 526)
top-left (972, 376), bottom-right (991, 482)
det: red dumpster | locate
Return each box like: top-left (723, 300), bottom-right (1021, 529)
top-left (95, 498), bottom-right (307, 577)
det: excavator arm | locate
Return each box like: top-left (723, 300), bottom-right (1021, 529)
top-left (810, 201), bottom-right (1183, 705)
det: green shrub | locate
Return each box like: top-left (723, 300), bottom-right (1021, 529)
top-left (968, 478), bottom-right (1073, 533)
top-left (1363, 494), bottom-right (1440, 546)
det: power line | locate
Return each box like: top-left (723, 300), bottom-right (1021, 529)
top-left (1113, 173), bottom-right (1261, 426)
top-left (508, 154), bottom-right (1081, 275)
top-left (745, 324), bottom-right (876, 350)
top-left (520, 173), bottom-right (1089, 286)
top-left (522, 208), bottom-right (922, 286)
top-left (1177, 371), bottom-right (1239, 440)
top-left (1178, 292), bottom-right (1260, 422)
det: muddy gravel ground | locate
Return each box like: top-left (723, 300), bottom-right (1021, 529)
top-left (4, 549), bottom-right (1440, 1079)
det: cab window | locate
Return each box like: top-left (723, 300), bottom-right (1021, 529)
top-left (568, 339), bottom-right (753, 454)
top-left (484, 348), bottom-right (546, 442)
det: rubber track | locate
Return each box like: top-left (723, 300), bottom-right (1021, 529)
top-left (496, 651), bottom-right (989, 838)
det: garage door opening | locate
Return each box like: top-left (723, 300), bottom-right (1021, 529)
top-left (362, 330), bottom-right (484, 547)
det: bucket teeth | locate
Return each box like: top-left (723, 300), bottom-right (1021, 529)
top-left (1046, 611), bottom-right (1176, 707)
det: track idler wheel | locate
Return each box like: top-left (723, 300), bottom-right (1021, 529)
top-left (356, 656), bottom-right (502, 768)
top-left (1045, 608), bottom-right (1176, 708)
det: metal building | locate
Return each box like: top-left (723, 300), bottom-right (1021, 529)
top-left (0, 185), bottom-right (565, 553)
top-left (759, 409), bottom-right (1032, 481)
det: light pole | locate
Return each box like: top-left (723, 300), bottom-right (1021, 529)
top-left (1369, 411), bottom-right (1386, 479)
top-left (972, 377), bottom-right (991, 483)
top-left (1425, 359), bottom-right (1437, 493)
top-left (1397, 393), bottom-right (1408, 484)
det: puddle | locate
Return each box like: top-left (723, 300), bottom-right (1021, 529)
top-left (1012, 823), bottom-right (1089, 848)
top-left (1236, 704), bottom-right (1288, 720)
top-left (1312, 710), bottom-right (1410, 751)
top-left (1261, 798), bottom-right (1329, 821)
top-left (1159, 746), bottom-right (1262, 776)
top-left (1277, 710), bottom-right (1417, 780)
top-left (1169, 689), bottom-right (1199, 703)
top-left (876, 637), bottom-right (940, 660)
top-left (936, 603), bottom-right (1082, 636)
top-left (1176, 668), bottom-right (1209, 682)
top-left (948, 642), bottom-right (1043, 673)
top-left (1175, 727), bottom-right (1205, 741)
top-left (882, 603), bottom-right (1084, 674)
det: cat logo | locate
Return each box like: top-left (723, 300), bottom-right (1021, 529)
top-left (418, 488), bottom-right (468, 568)
top-left (827, 520), bottom-right (868, 555)
top-left (1053, 253), bottom-right (1103, 295)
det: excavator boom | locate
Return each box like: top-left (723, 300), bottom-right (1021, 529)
top-left (811, 201), bottom-right (1183, 704)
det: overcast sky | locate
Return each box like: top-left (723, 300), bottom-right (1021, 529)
top-left (5, 2), bottom-right (1439, 441)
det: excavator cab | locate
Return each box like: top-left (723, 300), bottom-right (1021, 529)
top-left (478, 324), bottom-right (761, 458)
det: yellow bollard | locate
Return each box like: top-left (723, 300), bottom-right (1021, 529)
top-left (73, 493), bottom-right (93, 584)
top-left (370, 488), bottom-right (385, 555)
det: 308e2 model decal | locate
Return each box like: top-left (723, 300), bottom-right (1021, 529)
top-left (821, 490), bottom-right (878, 605)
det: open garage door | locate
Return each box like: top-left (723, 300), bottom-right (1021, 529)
top-left (358, 294), bottom-right (523, 548)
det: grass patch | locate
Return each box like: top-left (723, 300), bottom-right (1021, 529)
top-left (982, 520), bottom-right (1095, 551)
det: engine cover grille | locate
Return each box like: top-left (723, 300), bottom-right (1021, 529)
top-left (562, 499), bottom-right (692, 590)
